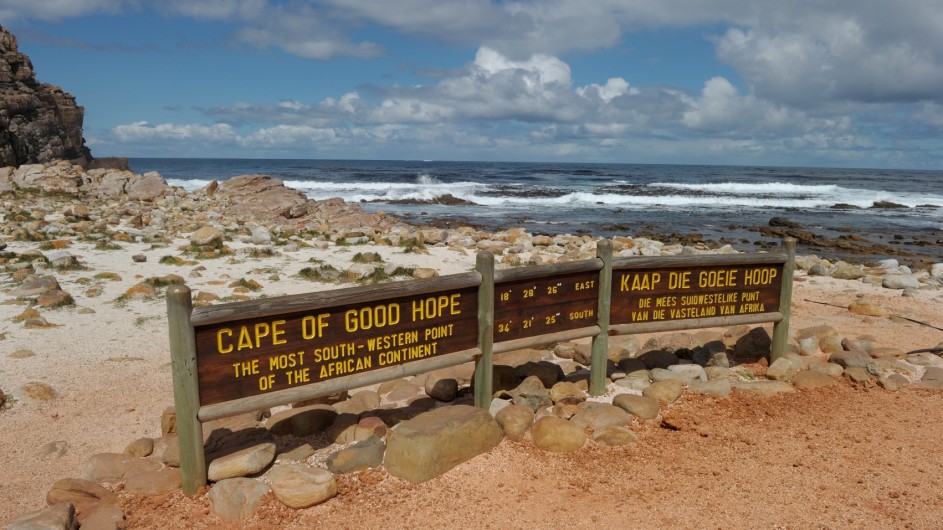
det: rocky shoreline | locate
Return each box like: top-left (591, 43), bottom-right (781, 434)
top-left (3, 162), bottom-right (943, 528)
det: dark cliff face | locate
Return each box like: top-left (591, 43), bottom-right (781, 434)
top-left (0, 25), bottom-right (92, 167)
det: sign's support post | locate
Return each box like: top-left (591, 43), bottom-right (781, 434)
top-left (770, 238), bottom-right (796, 362)
top-left (167, 284), bottom-right (206, 495)
top-left (474, 252), bottom-right (495, 408)
top-left (589, 240), bottom-right (612, 396)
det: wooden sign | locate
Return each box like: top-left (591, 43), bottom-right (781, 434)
top-left (610, 263), bottom-right (783, 326)
top-left (494, 270), bottom-right (599, 343)
top-left (192, 287), bottom-right (478, 406)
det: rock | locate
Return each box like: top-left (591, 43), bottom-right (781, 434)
top-left (808, 264), bottom-right (830, 277)
top-left (208, 478), bottom-right (271, 521)
top-left (190, 225), bottom-right (224, 248)
top-left (734, 327), bottom-right (772, 358)
top-left (607, 335), bottom-right (641, 363)
top-left (10, 349), bottom-right (35, 359)
top-left (638, 350), bottom-right (679, 370)
top-left (9, 275), bottom-right (61, 297)
top-left (530, 416), bottom-right (586, 452)
top-left (36, 290), bottom-right (75, 309)
top-left (688, 378), bottom-right (733, 396)
top-left (792, 370), bottom-right (838, 390)
top-left (883, 274), bottom-right (921, 290)
top-left (267, 405), bottom-right (337, 437)
top-left (123, 467), bottom-right (181, 495)
top-left (848, 301), bottom-right (889, 317)
top-left (907, 352), bottom-right (943, 368)
top-left (35, 441), bottom-right (69, 459)
top-left (642, 379), bottom-right (684, 405)
top-left (5, 502), bottom-right (78, 530)
top-left (766, 357), bottom-right (798, 381)
top-left (798, 325), bottom-right (844, 354)
top-left (508, 376), bottom-right (552, 411)
top-left (844, 366), bottom-right (873, 383)
top-left (869, 347), bottom-right (904, 360)
top-left (732, 380), bottom-right (796, 396)
top-left (326, 436), bottom-right (385, 474)
top-left (828, 350), bottom-right (872, 369)
top-left (570, 403), bottom-right (633, 431)
top-left (279, 443), bottom-right (316, 462)
top-left (46, 478), bottom-right (115, 518)
top-left (207, 442), bottom-right (276, 481)
top-left (0, 26), bottom-right (91, 168)
top-left (424, 374), bottom-right (458, 402)
top-left (878, 373), bottom-right (910, 392)
top-left (494, 404), bottom-right (534, 440)
top-left (13, 381), bottom-right (58, 404)
top-left (79, 504), bottom-right (124, 530)
top-left (831, 262), bottom-right (865, 280)
top-left (131, 254), bottom-right (146, 263)
top-left (266, 464), bottom-right (338, 509)
top-left (666, 364), bottom-right (707, 384)
top-left (249, 225), bottom-right (272, 245)
top-left (807, 360), bottom-right (845, 378)
top-left (548, 381), bottom-right (585, 405)
top-left (515, 361), bottom-right (564, 388)
top-left (123, 437), bottom-right (154, 458)
top-left (384, 405), bottom-right (503, 484)
top-left (80, 453), bottom-right (162, 483)
top-left (216, 175), bottom-right (309, 223)
top-left (592, 425), bottom-right (639, 446)
top-left (612, 394), bottom-right (660, 419)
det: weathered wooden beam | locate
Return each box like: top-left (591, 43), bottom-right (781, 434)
top-left (589, 240), bottom-right (613, 396)
top-left (474, 252), bottom-right (495, 409)
top-left (493, 258), bottom-right (602, 283)
top-left (493, 325), bottom-right (600, 354)
top-left (770, 238), bottom-right (796, 361)
top-left (166, 284), bottom-right (206, 496)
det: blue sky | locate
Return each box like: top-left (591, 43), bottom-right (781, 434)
top-left (2, 1), bottom-right (942, 168)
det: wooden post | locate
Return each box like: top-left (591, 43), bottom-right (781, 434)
top-left (770, 238), bottom-right (796, 362)
top-left (474, 252), bottom-right (495, 408)
top-left (167, 284), bottom-right (206, 495)
top-left (589, 240), bottom-right (612, 396)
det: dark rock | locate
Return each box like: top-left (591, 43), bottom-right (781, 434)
top-left (870, 201), bottom-right (908, 209)
top-left (769, 217), bottom-right (803, 229)
top-left (0, 25), bottom-right (91, 167)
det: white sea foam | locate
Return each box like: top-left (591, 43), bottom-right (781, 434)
top-left (167, 178), bottom-right (214, 191)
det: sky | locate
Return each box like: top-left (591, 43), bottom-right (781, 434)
top-left (2, 0), bottom-right (943, 168)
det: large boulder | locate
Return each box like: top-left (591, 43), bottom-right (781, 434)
top-left (384, 405), bottom-right (503, 484)
top-left (0, 26), bottom-right (91, 168)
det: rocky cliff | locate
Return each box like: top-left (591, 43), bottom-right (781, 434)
top-left (0, 25), bottom-right (91, 167)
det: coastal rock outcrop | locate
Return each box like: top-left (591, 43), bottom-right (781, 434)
top-left (0, 25), bottom-right (91, 167)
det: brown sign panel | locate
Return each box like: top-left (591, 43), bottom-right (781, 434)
top-left (193, 287), bottom-right (478, 406)
top-left (494, 270), bottom-right (599, 342)
top-left (610, 264), bottom-right (783, 326)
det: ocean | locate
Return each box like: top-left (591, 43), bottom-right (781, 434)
top-left (128, 158), bottom-right (943, 258)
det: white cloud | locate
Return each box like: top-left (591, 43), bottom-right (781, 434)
top-left (0, 0), bottom-right (133, 20)
top-left (160, 0), bottom-right (265, 20)
top-left (113, 121), bottom-right (238, 142)
top-left (682, 77), bottom-right (794, 133)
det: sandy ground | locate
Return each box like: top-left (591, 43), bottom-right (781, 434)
top-left (2, 238), bottom-right (943, 528)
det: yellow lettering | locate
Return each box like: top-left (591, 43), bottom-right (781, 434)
top-left (216, 328), bottom-right (233, 354)
top-left (253, 322), bottom-right (270, 348)
top-left (668, 271), bottom-right (691, 289)
top-left (271, 320), bottom-right (286, 345)
top-left (302, 313), bottom-right (331, 339)
top-left (237, 326), bottom-right (253, 351)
